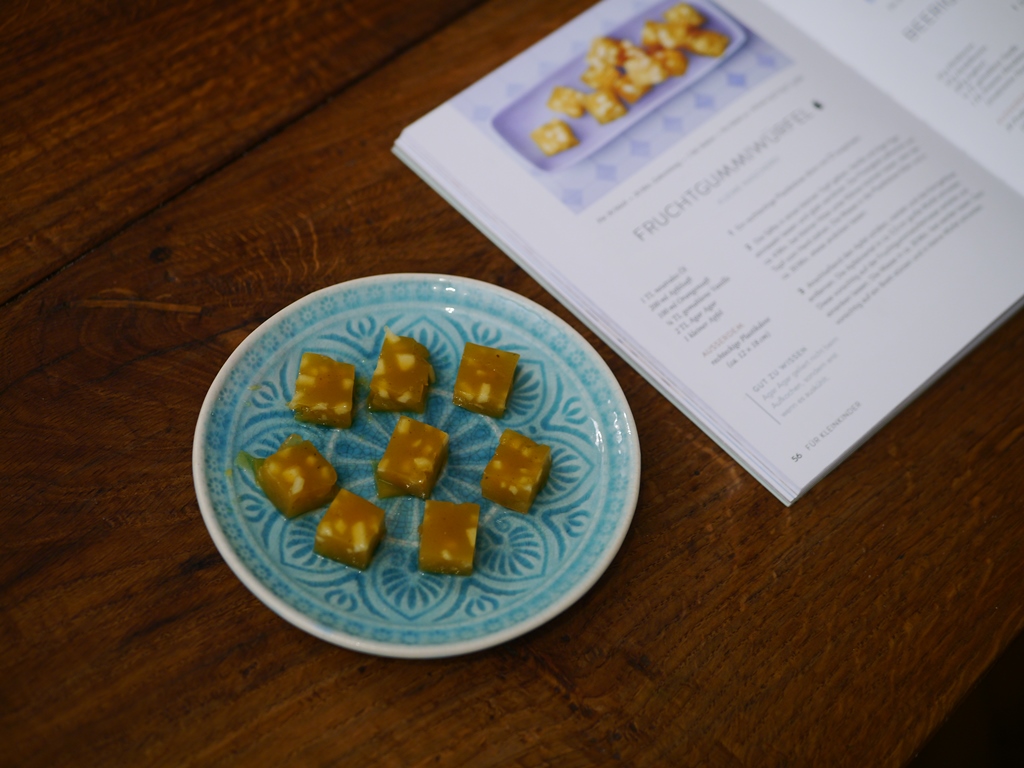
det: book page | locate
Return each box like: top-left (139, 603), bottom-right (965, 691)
top-left (761, 0), bottom-right (1024, 197)
top-left (396, 0), bottom-right (1024, 502)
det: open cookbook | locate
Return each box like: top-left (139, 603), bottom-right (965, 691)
top-left (394, 0), bottom-right (1024, 504)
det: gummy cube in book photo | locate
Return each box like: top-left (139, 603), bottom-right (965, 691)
top-left (451, 0), bottom-right (791, 212)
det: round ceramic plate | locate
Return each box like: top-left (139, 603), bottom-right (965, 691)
top-left (193, 274), bottom-right (640, 658)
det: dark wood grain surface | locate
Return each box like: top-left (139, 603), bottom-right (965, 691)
top-left (2, 0), bottom-right (1022, 765)
top-left (0, 0), bottom-right (482, 303)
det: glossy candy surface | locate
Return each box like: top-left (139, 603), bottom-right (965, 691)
top-left (368, 328), bottom-right (435, 412)
top-left (289, 352), bottom-right (356, 428)
top-left (452, 342), bottom-right (520, 418)
top-left (375, 416), bottom-right (449, 499)
top-left (480, 429), bottom-right (552, 514)
top-left (314, 489), bottom-right (386, 570)
top-left (418, 500), bottom-right (480, 576)
top-left (255, 434), bottom-right (338, 517)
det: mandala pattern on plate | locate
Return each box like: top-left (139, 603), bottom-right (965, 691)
top-left (198, 275), bottom-right (638, 653)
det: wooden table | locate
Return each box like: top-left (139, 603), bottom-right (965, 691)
top-left (3, 1), bottom-right (1022, 764)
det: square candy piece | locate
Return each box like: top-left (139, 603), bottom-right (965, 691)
top-left (314, 489), bottom-right (386, 570)
top-left (640, 20), bottom-right (663, 50)
top-left (653, 48), bottom-right (689, 77)
top-left (530, 119), bottom-right (579, 156)
top-left (375, 416), bottom-right (449, 499)
top-left (256, 434), bottom-right (338, 518)
top-left (288, 352), bottom-right (356, 428)
top-left (547, 86), bottom-right (586, 119)
top-left (481, 429), bottom-right (552, 514)
top-left (586, 36), bottom-right (625, 68)
top-left (614, 76), bottom-right (651, 105)
top-left (452, 342), bottom-right (520, 418)
top-left (680, 28), bottom-right (730, 57)
top-left (419, 500), bottom-right (480, 576)
top-left (664, 3), bottom-right (705, 27)
top-left (622, 49), bottom-right (670, 87)
top-left (650, 20), bottom-right (691, 50)
top-left (582, 89), bottom-right (627, 124)
top-left (580, 63), bottom-right (620, 90)
top-left (368, 328), bottom-right (435, 412)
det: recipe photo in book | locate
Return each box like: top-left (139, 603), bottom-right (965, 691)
top-left (394, 0), bottom-right (1024, 504)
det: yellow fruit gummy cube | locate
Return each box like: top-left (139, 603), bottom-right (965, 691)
top-left (680, 28), bottom-right (730, 57)
top-left (452, 342), bottom-right (520, 418)
top-left (530, 119), bottom-right (579, 156)
top-left (664, 3), bottom-right (705, 27)
top-left (375, 416), bottom-right (449, 499)
top-left (653, 48), bottom-right (689, 77)
top-left (314, 489), bottom-right (386, 570)
top-left (288, 352), bottom-right (356, 428)
top-left (580, 63), bottom-right (621, 90)
top-left (613, 76), bottom-right (651, 104)
top-left (419, 500), bottom-right (480, 576)
top-left (481, 430), bottom-right (552, 514)
top-left (586, 36), bottom-right (624, 69)
top-left (622, 49), bottom-right (669, 87)
top-left (548, 86), bottom-right (586, 119)
top-left (651, 21), bottom-right (692, 50)
top-left (256, 434), bottom-right (338, 518)
top-left (583, 89), bottom-right (627, 124)
top-left (640, 20), bottom-right (664, 50)
top-left (368, 327), bottom-right (435, 413)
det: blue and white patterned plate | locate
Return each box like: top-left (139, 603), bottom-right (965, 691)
top-left (192, 274), bottom-right (640, 658)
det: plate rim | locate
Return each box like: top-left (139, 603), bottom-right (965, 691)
top-left (192, 272), bottom-right (641, 658)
